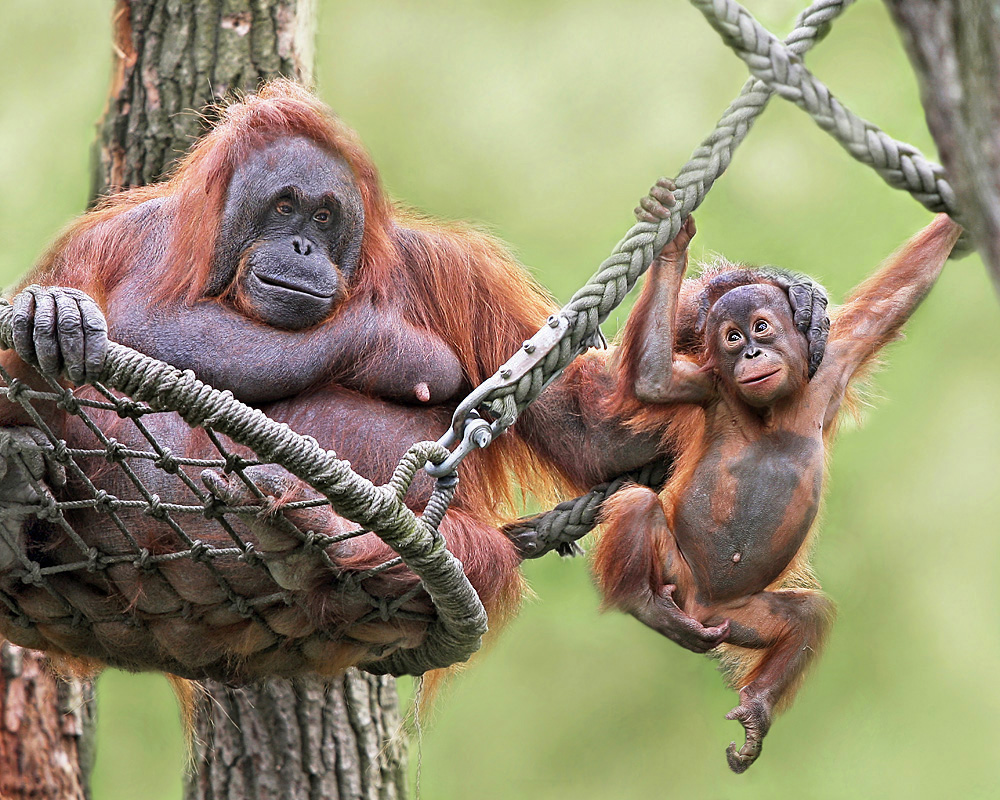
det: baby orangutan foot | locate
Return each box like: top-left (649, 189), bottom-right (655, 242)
top-left (725, 693), bottom-right (772, 774)
top-left (633, 585), bottom-right (730, 654)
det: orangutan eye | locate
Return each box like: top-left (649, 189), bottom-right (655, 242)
top-left (726, 330), bottom-right (742, 344)
top-left (276, 198), bottom-right (295, 215)
top-left (753, 320), bottom-right (769, 334)
top-left (314, 208), bottom-right (332, 224)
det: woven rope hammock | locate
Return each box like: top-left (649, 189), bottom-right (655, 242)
top-left (0, 0), bottom-right (961, 680)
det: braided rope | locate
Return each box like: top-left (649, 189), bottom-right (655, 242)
top-left (0, 304), bottom-right (486, 677)
top-left (690, 0), bottom-right (958, 217)
top-left (503, 461), bottom-right (670, 559)
top-left (456, 0), bottom-right (855, 440)
top-left (487, 0), bottom-right (854, 544)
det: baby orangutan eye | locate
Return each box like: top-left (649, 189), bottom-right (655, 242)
top-left (726, 329), bottom-right (742, 344)
top-left (753, 320), bottom-right (769, 334)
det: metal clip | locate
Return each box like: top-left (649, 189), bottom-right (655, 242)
top-left (426, 412), bottom-right (494, 477)
top-left (425, 312), bottom-right (604, 478)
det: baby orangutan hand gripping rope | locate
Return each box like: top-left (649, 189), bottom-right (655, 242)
top-left (595, 181), bottom-right (962, 773)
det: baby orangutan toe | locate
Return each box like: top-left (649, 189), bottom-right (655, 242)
top-left (724, 696), bottom-right (772, 773)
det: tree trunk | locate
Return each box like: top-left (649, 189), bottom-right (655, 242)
top-left (93, 0), bottom-right (315, 197)
top-left (885, 0), bottom-right (1000, 291)
top-left (3, 2), bottom-right (409, 798)
top-left (0, 642), bottom-right (96, 800)
top-left (186, 674), bottom-right (407, 800)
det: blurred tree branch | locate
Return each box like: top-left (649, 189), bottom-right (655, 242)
top-left (886, 0), bottom-right (1000, 291)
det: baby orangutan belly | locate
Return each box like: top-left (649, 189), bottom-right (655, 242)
top-left (674, 430), bottom-right (824, 605)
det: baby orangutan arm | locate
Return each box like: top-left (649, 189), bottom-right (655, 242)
top-left (620, 181), bottom-right (715, 405)
top-left (815, 214), bottom-right (963, 414)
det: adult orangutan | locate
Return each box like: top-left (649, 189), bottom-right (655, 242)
top-left (0, 81), bottom-right (689, 680)
top-left (595, 179), bottom-right (962, 772)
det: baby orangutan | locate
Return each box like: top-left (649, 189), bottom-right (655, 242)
top-left (595, 181), bottom-right (962, 773)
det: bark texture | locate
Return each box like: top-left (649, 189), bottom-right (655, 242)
top-left (886, 0), bottom-right (1000, 290)
top-left (93, 0), bottom-right (316, 197)
top-left (0, 641), bottom-right (96, 800)
top-left (186, 674), bottom-right (408, 800)
top-left (6, 1), bottom-right (409, 798)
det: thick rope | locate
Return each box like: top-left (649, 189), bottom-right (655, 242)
top-left (690, 0), bottom-right (959, 217)
top-left (438, 0), bottom-right (856, 459)
top-left (0, 304), bottom-right (486, 677)
top-left (494, 0), bottom-right (853, 546)
top-left (503, 461), bottom-right (670, 559)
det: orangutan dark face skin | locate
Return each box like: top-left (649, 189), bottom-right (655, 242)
top-left (707, 284), bottom-right (809, 408)
top-left (214, 137), bottom-right (366, 331)
top-left (597, 177), bottom-right (963, 774)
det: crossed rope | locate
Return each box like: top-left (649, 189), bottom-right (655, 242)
top-left (0, 0), bottom-right (959, 677)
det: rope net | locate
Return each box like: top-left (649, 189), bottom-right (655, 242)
top-left (0, 0), bottom-right (962, 679)
top-left (0, 312), bottom-right (485, 679)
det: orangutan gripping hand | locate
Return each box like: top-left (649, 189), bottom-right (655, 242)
top-left (596, 181), bottom-right (962, 773)
top-left (11, 286), bottom-right (108, 385)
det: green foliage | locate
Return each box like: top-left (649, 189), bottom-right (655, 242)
top-left (2, 1), bottom-right (998, 797)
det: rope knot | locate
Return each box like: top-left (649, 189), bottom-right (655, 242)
top-left (144, 494), bottom-right (166, 519)
top-left (20, 563), bottom-right (43, 586)
top-left (202, 496), bottom-right (226, 520)
top-left (153, 448), bottom-right (179, 474)
top-left (238, 544), bottom-right (262, 567)
top-left (223, 453), bottom-right (249, 473)
top-left (103, 439), bottom-right (126, 463)
top-left (93, 489), bottom-right (117, 512)
top-left (51, 439), bottom-right (70, 464)
top-left (113, 396), bottom-right (145, 419)
top-left (37, 496), bottom-right (62, 522)
top-left (189, 540), bottom-right (209, 562)
top-left (4, 379), bottom-right (27, 404)
top-left (133, 548), bottom-right (153, 571)
top-left (56, 391), bottom-right (81, 415)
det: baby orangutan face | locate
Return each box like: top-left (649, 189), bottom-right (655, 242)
top-left (707, 284), bottom-right (809, 407)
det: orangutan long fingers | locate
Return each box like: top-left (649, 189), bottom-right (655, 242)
top-left (54, 290), bottom-right (85, 384)
top-left (11, 289), bottom-right (39, 371)
top-left (807, 286), bottom-right (830, 375)
top-left (9, 286), bottom-right (109, 385)
top-left (75, 291), bottom-right (109, 384)
top-left (30, 288), bottom-right (60, 377)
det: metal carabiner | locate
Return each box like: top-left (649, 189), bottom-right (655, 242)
top-left (425, 412), bottom-right (494, 478)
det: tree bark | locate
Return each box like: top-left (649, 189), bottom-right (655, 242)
top-left (186, 674), bottom-right (407, 800)
top-left (0, 642), bottom-right (96, 800)
top-left (3, 2), bottom-right (409, 798)
top-left (93, 0), bottom-right (315, 197)
top-left (885, 0), bottom-right (1000, 291)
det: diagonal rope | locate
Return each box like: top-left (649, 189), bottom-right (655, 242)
top-left (432, 0), bottom-right (856, 475)
top-left (462, 0), bottom-right (857, 545)
top-left (689, 0), bottom-right (959, 217)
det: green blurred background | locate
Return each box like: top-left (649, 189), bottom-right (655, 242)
top-left (2, 0), bottom-right (999, 797)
